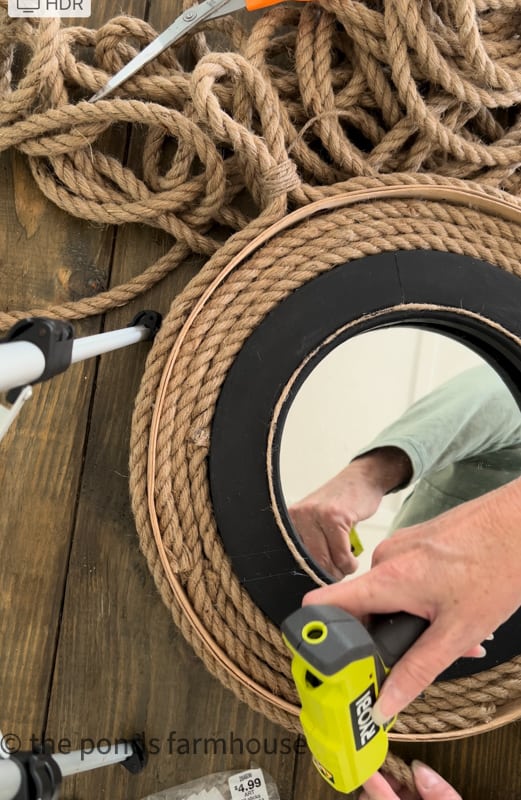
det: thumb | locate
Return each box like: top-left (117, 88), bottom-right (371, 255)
top-left (372, 620), bottom-right (461, 725)
top-left (303, 566), bottom-right (409, 618)
top-left (411, 762), bottom-right (462, 799)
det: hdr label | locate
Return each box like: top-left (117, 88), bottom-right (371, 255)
top-left (8, 0), bottom-right (90, 17)
top-left (350, 685), bottom-right (378, 750)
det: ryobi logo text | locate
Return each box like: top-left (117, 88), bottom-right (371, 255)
top-left (350, 685), bottom-right (378, 750)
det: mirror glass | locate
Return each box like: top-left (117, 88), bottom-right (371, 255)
top-left (279, 327), bottom-right (521, 582)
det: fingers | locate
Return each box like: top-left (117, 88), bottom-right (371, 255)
top-left (307, 529), bottom-right (344, 581)
top-left (361, 771), bottom-right (406, 799)
top-left (411, 761), bottom-right (463, 799)
top-left (303, 563), bottom-right (416, 618)
top-left (306, 578), bottom-right (436, 726)
top-left (319, 519), bottom-right (358, 576)
top-left (304, 565), bottom-right (495, 724)
top-left (288, 507), bottom-right (342, 579)
top-left (288, 505), bottom-right (357, 578)
top-left (462, 632), bottom-right (494, 658)
top-left (372, 621), bottom-right (470, 725)
top-left (361, 764), bottom-right (462, 800)
top-left (461, 644), bottom-right (486, 658)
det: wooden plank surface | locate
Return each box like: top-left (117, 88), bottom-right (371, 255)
top-left (2, 1), bottom-right (521, 798)
top-left (41, 0), bottom-right (300, 797)
top-left (0, 147), bottom-right (114, 750)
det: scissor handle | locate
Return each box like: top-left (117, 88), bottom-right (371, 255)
top-left (246, 0), bottom-right (309, 9)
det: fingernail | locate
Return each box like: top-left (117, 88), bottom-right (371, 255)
top-left (371, 702), bottom-right (391, 727)
top-left (372, 683), bottom-right (407, 726)
top-left (473, 645), bottom-right (487, 658)
top-left (486, 633), bottom-right (494, 641)
top-left (411, 761), bottom-right (441, 790)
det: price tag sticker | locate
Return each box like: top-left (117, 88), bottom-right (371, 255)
top-left (228, 768), bottom-right (269, 800)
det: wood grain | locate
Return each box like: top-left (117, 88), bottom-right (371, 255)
top-left (2, 2), bottom-right (521, 798)
top-left (0, 148), bottom-right (113, 751)
top-left (0, 0), bottom-right (144, 764)
top-left (43, 1), bottom-right (300, 797)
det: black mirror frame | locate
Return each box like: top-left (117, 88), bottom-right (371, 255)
top-left (209, 249), bottom-right (521, 681)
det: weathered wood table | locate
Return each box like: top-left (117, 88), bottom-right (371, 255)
top-left (1, 2), bottom-right (521, 796)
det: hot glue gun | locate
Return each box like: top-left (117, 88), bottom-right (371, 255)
top-left (282, 605), bottom-right (428, 794)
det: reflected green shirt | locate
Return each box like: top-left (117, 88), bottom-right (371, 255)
top-left (359, 365), bottom-right (521, 529)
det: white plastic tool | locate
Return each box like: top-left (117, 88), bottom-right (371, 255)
top-left (0, 312), bottom-right (161, 443)
top-left (0, 736), bottom-right (144, 800)
top-left (0, 313), bottom-right (160, 799)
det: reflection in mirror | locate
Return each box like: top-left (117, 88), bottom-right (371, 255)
top-left (279, 328), bottom-right (521, 583)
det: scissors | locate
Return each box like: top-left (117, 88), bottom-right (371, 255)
top-left (89, 0), bottom-right (310, 103)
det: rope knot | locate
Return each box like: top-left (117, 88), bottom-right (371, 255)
top-left (262, 160), bottom-right (300, 198)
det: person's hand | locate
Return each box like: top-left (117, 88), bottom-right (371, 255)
top-left (288, 447), bottom-right (412, 579)
top-left (360, 761), bottom-right (462, 799)
top-left (303, 475), bottom-right (521, 723)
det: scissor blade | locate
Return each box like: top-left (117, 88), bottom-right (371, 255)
top-left (89, 0), bottom-right (245, 102)
top-left (89, 33), bottom-right (174, 102)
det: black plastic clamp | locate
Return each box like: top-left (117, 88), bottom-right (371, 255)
top-left (128, 310), bottom-right (162, 338)
top-left (121, 734), bottom-right (148, 775)
top-left (7, 735), bottom-right (147, 800)
top-left (10, 751), bottom-right (62, 800)
top-left (4, 318), bottom-right (74, 400)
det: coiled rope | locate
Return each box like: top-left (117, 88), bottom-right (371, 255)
top-left (3, 0), bottom-right (521, 793)
top-left (129, 175), bottom-right (521, 798)
top-left (3, 0), bottom-right (521, 326)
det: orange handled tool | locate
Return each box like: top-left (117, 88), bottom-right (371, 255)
top-left (89, 0), bottom-right (310, 102)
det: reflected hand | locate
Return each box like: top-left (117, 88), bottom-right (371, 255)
top-left (361, 762), bottom-right (462, 800)
top-left (303, 476), bottom-right (521, 723)
top-left (287, 447), bottom-right (412, 579)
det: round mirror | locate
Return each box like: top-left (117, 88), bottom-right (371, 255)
top-left (278, 328), bottom-right (521, 582)
top-left (209, 248), bottom-right (521, 680)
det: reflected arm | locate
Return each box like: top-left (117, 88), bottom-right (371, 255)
top-left (351, 446), bottom-right (413, 493)
top-left (354, 365), bottom-right (521, 485)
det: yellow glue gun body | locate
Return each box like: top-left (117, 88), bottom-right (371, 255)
top-left (282, 605), bottom-right (428, 794)
top-left (282, 606), bottom-right (390, 793)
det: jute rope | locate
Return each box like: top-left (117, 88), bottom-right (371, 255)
top-left (129, 175), bottom-right (521, 795)
top-left (3, 0), bottom-right (521, 325)
top-left (4, 0), bottom-right (521, 792)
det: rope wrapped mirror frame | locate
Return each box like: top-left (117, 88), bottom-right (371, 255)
top-left (210, 264), bottom-right (521, 629)
top-left (129, 176), bottom-right (521, 768)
